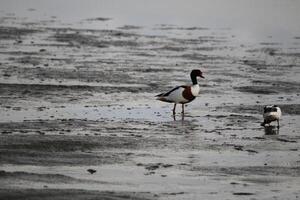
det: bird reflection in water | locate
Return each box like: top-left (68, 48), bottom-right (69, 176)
top-left (264, 126), bottom-right (279, 135)
top-left (173, 113), bottom-right (185, 121)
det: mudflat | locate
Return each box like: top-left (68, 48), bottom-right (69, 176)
top-left (0, 2), bottom-right (300, 200)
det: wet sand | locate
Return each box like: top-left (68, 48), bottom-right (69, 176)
top-left (1, 3), bottom-right (300, 200)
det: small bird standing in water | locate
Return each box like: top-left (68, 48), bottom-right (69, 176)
top-left (261, 105), bottom-right (281, 128)
top-left (156, 69), bottom-right (204, 115)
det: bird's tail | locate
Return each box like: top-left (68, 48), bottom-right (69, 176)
top-left (155, 93), bottom-right (165, 97)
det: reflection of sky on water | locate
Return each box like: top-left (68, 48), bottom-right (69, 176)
top-left (1, 0), bottom-right (300, 43)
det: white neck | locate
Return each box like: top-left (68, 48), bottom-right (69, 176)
top-left (191, 84), bottom-right (200, 96)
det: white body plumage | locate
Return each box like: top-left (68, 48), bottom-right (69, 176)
top-left (164, 84), bottom-right (200, 103)
top-left (263, 107), bottom-right (281, 121)
top-left (261, 105), bottom-right (281, 127)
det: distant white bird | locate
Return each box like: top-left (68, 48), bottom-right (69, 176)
top-left (261, 105), bottom-right (281, 128)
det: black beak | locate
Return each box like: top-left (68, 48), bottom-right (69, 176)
top-left (200, 74), bottom-right (204, 78)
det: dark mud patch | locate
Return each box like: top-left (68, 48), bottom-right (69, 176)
top-left (205, 114), bottom-right (260, 128)
top-left (0, 149), bottom-right (127, 166)
top-left (0, 134), bottom-right (164, 152)
top-left (129, 67), bottom-right (175, 73)
top-left (0, 189), bottom-right (155, 200)
top-left (241, 177), bottom-right (284, 184)
top-left (0, 119), bottom-right (96, 132)
top-left (233, 192), bottom-right (255, 196)
top-left (273, 51), bottom-right (300, 58)
top-left (235, 86), bottom-right (278, 94)
top-left (241, 58), bottom-right (299, 73)
top-left (276, 137), bottom-right (297, 143)
top-left (1, 66), bottom-right (132, 83)
top-left (156, 45), bottom-right (187, 52)
top-left (218, 105), bottom-right (263, 115)
top-left (154, 25), bottom-right (208, 31)
top-left (53, 32), bottom-right (108, 48)
top-left (86, 17), bottom-right (112, 21)
top-left (193, 166), bottom-right (300, 176)
top-left (0, 170), bottom-right (101, 184)
top-left (195, 46), bottom-right (220, 51)
top-left (0, 119), bottom-right (178, 139)
top-left (216, 71), bottom-right (250, 79)
top-left (224, 114), bottom-right (259, 127)
top-left (118, 25), bottom-right (142, 30)
top-left (0, 82), bottom-right (150, 104)
top-left (100, 29), bottom-right (139, 38)
top-left (15, 56), bottom-right (44, 66)
top-left (0, 26), bottom-right (40, 40)
top-left (246, 48), bottom-right (277, 56)
top-left (0, 83), bottom-right (96, 103)
top-left (221, 104), bottom-right (300, 115)
top-left (259, 42), bottom-right (281, 46)
top-left (235, 80), bottom-right (300, 94)
top-left (170, 36), bottom-right (226, 45)
top-left (277, 104), bottom-right (300, 115)
top-left (0, 51), bottom-right (42, 56)
top-left (209, 78), bottom-right (232, 84)
top-left (252, 80), bottom-right (300, 93)
top-left (176, 53), bottom-right (224, 62)
top-left (52, 30), bottom-right (140, 48)
top-left (137, 163), bottom-right (174, 171)
top-left (0, 133), bottom-right (170, 166)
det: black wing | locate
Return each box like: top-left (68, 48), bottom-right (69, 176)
top-left (155, 85), bottom-right (187, 97)
top-left (264, 106), bottom-right (277, 113)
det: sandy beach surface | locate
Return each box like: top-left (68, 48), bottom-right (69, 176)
top-left (0, 1), bottom-right (300, 199)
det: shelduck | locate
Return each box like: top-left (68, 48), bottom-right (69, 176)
top-left (156, 69), bottom-right (204, 114)
top-left (261, 105), bottom-right (281, 128)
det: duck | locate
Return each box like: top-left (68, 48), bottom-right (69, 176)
top-left (260, 105), bottom-right (281, 128)
top-left (156, 69), bottom-right (204, 114)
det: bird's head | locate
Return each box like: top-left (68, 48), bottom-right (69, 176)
top-left (191, 69), bottom-right (204, 79)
